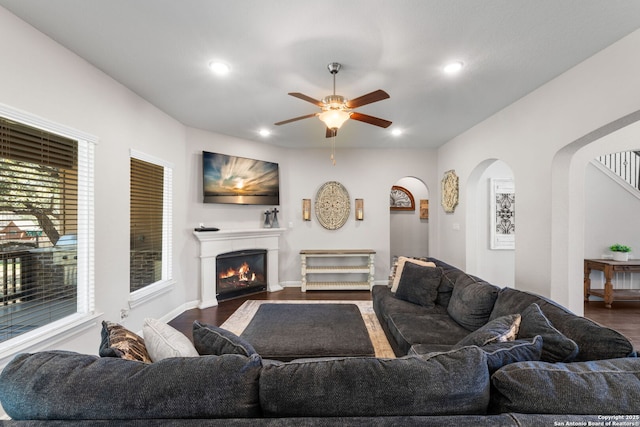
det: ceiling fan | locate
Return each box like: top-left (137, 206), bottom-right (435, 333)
top-left (275, 62), bottom-right (392, 138)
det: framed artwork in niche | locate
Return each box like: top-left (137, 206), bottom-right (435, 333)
top-left (390, 186), bottom-right (415, 210)
top-left (490, 178), bottom-right (515, 250)
top-left (420, 199), bottom-right (429, 219)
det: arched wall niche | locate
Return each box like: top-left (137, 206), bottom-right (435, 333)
top-left (551, 109), bottom-right (640, 314)
top-left (466, 159), bottom-right (516, 287)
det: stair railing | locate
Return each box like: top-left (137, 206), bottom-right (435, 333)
top-left (596, 151), bottom-right (640, 191)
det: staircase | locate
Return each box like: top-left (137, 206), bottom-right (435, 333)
top-left (596, 151), bottom-right (640, 192)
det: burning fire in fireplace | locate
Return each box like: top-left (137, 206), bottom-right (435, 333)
top-left (219, 262), bottom-right (256, 283)
top-left (216, 249), bottom-right (267, 301)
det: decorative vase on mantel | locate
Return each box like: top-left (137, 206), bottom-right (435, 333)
top-left (613, 251), bottom-right (629, 262)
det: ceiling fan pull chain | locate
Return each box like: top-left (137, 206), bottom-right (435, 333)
top-left (331, 135), bottom-right (336, 165)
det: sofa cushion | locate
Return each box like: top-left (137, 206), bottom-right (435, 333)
top-left (0, 351), bottom-right (262, 420)
top-left (416, 336), bottom-right (543, 375)
top-left (259, 346), bottom-right (490, 417)
top-left (447, 280), bottom-right (500, 331)
top-left (395, 262), bottom-right (442, 308)
top-left (390, 256), bottom-right (436, 292)
top-left (99, 320), bottom-right (151, 363)
top-left (388, 313), bottom-right (470, 354)
top-left (490, 358), bottom-right (640, 414)
top-left (454, 314), bottom-right (521, 348)
top-left (490, 287), bottom-right (635, 361)
top-left (142, 318), bottom-right (199, 362)
top-left (192, 321), bottom-right (257, 357)
top-left (518, 303), bottom-right (579, 363)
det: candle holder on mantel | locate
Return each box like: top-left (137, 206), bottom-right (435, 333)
top-left (263, 210), bottom-right (272, 228)
top-left (271, 208), bottom-right (280, 228)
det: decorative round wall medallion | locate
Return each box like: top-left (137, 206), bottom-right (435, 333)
top-left (315, 181), bottom-right (351, 230)
top-left (441, 169), bottom-right (459, 213)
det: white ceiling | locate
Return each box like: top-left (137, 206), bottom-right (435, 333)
top-left (2, 0), bottom-right (640, 149)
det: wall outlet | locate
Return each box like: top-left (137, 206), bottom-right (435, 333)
top-left (120, 309), bottom-right (129, 320)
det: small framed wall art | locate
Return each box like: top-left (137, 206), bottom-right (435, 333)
top-left (420, 199), bottom-right (429, 220)
top-left (490, 178), bottom-right (515, 250)
top-left (390, 186), bottom-right (415, 211)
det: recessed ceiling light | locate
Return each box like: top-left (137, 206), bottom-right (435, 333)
top-left (391, 129), bottom-right (402, 136)
top-left (443, 61), bottom-right (464, 74)
top-left (259, 129), bottom-right (271, 137)
top-left (208, 61), bottom-right (230, 76)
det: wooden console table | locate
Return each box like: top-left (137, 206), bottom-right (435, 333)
top-left (584, 258), bottom-right (640, 308)
top-left (300, 249), bottom-right (375, 292)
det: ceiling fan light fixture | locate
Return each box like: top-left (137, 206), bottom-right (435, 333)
top-left (319, 109), bottom-right (351, 130)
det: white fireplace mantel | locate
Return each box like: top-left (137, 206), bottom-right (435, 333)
top-left (194, 228), bottom-right (285, 308)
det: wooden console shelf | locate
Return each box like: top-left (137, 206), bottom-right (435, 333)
top-left (584, 258), bottom-right (640, 308)
top-left (300, 249), bottom-right (375, 292)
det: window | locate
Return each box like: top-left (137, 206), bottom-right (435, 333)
top-left (129, 151), bottom-right (173, 301)
top-left (0, 108), bottom-right (95, 347)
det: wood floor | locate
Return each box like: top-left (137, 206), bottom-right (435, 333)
top-left (168, 288), bottom-right (640, 353)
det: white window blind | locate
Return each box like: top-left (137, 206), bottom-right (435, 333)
top-left (0, 117), bottom-right (81, 343)
top-left (130, 153), bottom-right (172, 294)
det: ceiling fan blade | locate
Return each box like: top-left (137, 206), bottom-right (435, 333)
top-left (288, 92), bottom-right (324, 107)
top-left (346, 89), bottom-right (390, 109)
top-left (350, 112), bottom-right (392, 128)
top-left (326, 127), bottom-right (337, 138)
top-left (274, 113), bottom-right (318, 126)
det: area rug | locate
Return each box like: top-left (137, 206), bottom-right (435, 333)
top-left (221, 300), bottom-right (395, 359)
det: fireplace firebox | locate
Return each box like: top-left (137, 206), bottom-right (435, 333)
top-left (216, 249), bottom-right (267, 301)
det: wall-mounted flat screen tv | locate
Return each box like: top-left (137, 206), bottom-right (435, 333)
top-left (203, 151), bottom-right (280, 205)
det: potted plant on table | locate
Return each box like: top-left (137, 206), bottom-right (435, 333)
top-left (610, 244), bottom-right (632, 262)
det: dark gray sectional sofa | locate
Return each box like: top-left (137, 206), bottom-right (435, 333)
top-left (1, 257), bottom-right (639, 425)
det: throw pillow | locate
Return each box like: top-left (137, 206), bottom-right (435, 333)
top-left (394, 262), bottom-right (442, 308)
top-left (390, 256), bottom-right (436, 293)
top-left (142, 318), bottom-right (199, 362)
top-left (192, 320), bottom-right (257, 356)
top-left (447, 280), bottom-right (500, 331)
top-left (453, 314), bottom-right (521, 348)
top-left (99, 320), bottom-right (151, 363)
top-left (478, 335), bottom-right (543, 374)
top-left (518, 303), bottom-right (579, 363)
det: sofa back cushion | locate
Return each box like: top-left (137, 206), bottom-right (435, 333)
top-left (490, 358), bottom-right (640, 414)
top-left (259, 346), bottom-right (490, 417)
top-left (447, 277), bottom-right (500, 331)
top-left (0, 351), bottom-right (262, 420)
top-left (490, 287), bottom-right (635, 360)
top-left (394, 262), bottom-right (442, 308)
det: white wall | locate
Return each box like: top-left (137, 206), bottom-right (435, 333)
top-left (0, 8), bottom-right (188, 357)
top-left (437, 29), bottom-right (640, 313)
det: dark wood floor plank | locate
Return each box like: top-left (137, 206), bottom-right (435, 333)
top-left (169, 288), bottom-right (640, 352)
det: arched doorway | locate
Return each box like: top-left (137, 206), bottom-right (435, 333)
top-left (389, 177), bottom-right (429, 264)
top-left (551, 109), bottom-right (640, 314)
